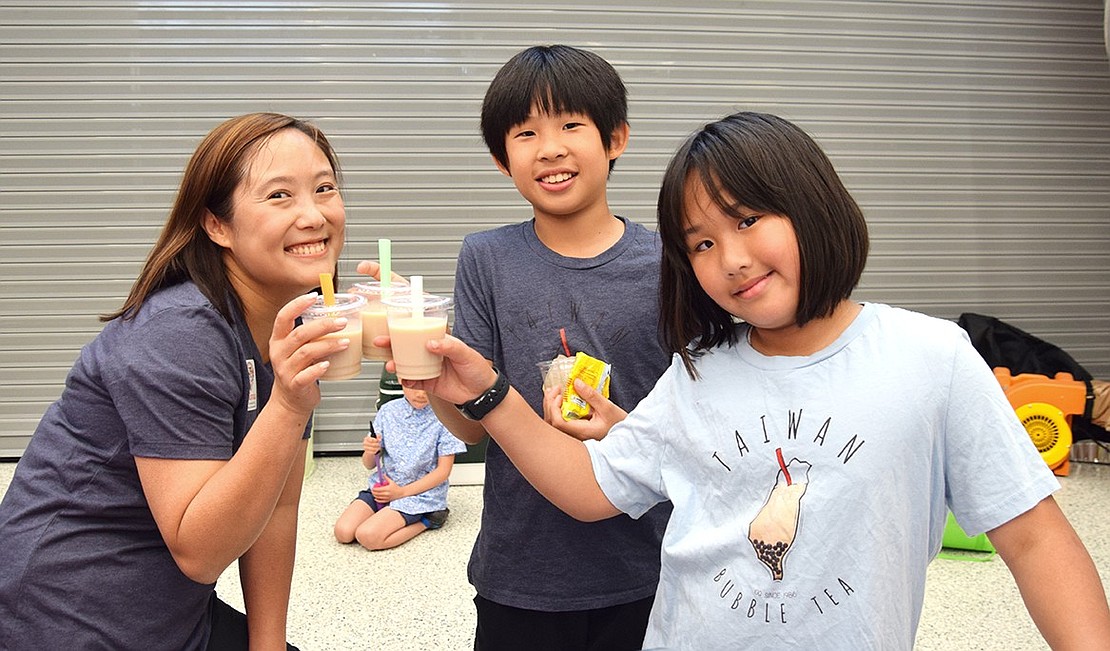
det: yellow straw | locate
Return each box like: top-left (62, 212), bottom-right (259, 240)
top-left (320, 273), bottom-right (336, 306)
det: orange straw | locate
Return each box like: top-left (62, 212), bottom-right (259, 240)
top-left (320, 273), bottom-right (336, 306)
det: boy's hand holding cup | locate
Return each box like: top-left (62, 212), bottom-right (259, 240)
top-left (382, 275), bottom-right (452, 381)
top-left (394, 334), bottom-right (501, 409)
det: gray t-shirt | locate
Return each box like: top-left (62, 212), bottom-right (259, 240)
top-left (0, 281), bottom-right (304, 650)
top-left (453, 216), bottom-right (672, 611)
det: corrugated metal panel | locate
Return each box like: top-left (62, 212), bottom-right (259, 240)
top-left (2, 0), bottom-right (1109, 455)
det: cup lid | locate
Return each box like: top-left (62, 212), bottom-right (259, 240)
top-left (301, 292), bottom-right (366, 317)
top-left (381, 293), bottom-right (452, 310)
top-left (348, 281), bottom-right (410, 296)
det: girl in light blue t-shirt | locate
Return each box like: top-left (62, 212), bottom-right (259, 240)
top-left (401, 111), bottom-right (1110, 649)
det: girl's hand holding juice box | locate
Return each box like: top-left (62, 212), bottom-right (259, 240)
top-left (538, 352), bottom-right (611, 420)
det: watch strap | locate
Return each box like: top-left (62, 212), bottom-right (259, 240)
top-left (455, 367), bottom-right (510, 420)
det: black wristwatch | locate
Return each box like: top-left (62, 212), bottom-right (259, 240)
top-left (455, 367), bottom-right (510, 421)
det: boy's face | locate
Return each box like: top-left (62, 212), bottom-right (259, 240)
top-left (495, 107), bottom-right (628, 223)
top-left (402, 385), bottom-right (430, 410)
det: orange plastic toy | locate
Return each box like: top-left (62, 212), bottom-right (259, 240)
top-left (993, 368), bottom-right (1088, 476)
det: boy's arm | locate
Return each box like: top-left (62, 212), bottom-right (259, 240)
top-left (396, 454), bottom-right (456, 498)
top-left (542, 381), bottom-right (628, 441)
top-left (360, 434), bottom-right (378, 470)
top-left (987, 495), bottom-right (1110, 647)
top-left (429, 393), bottom-right (489, 445)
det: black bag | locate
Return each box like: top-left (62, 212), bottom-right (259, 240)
top-left (957, 313), bottom-right (1106, 442)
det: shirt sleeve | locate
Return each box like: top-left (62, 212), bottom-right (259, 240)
top-left (435, 423), bottom-right (468, 457)
top-left (452, 236), bottom-right (497, 360)
top-left (104, 305), bottom-right (243, 460)
top-left (584, 364), bottom-right (678, 518)
top-left (942, 330), bottom-right (1060, 535)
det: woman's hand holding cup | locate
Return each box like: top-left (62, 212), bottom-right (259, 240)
top-left (269, 293), bottom-right (352, 415)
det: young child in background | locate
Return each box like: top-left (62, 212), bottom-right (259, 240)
top-left (334, 384), bottom-right (466, 551)
top-left (427, 44), bottom-right (671, 650)
top-left (407, 112), bottom-right (1110, 648)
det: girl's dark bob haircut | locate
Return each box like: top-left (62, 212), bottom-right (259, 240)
top-left (481, 44), bottom-right (628, 174)
top-left (657, 111), bottom-right (869, 378)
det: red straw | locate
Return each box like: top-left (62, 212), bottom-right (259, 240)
top-left (559, 328), bottom-right (571, 357)
top-left (775, 447), bottom-right (792, 486)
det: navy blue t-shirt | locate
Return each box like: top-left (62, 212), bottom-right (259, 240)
top-left (0, 281), bottom-right (305, 650)
top-left (454, 217), bottom-right (672, 611)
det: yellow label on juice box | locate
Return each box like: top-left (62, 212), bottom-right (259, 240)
top-left (561, 352), bottom-right (611, 420)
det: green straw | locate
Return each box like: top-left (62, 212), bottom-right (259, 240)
top-left (378, 238), bottom-right (392, 291)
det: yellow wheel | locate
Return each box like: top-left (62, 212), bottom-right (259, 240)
top-left (1016, 402), bottom-right (1072, 469)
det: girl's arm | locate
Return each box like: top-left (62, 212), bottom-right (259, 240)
top-left (987, 495), bottom-right (1110, 647)
top-left (400, 335), bottom-right (621, 522)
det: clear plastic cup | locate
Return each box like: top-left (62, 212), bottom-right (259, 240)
top-left (537, 355), bottom-right (576, 393)
top-left (382, 293), bottom-right (452, 380)
top-left (299, 293), bottom-right (366, 380)
top-left (349, 281), bottom-right (409, 361)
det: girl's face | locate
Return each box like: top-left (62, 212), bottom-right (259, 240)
top-left (205, 128), bottom-right (345, 305)
top-left (682, 179), bottom-right (802, 335)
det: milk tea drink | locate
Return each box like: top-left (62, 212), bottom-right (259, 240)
top-left (383, 293), bottom-right (451, 380)
top-left (349, 281), bottom-right (408, 361)
top-left (299, 293), bottom-right (366, 380)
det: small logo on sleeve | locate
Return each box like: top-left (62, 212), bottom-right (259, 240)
top-left (246, 359), bottom-right (258, 411)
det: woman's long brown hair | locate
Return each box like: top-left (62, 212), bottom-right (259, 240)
top-left (102, 112), bottom-right (341, 323)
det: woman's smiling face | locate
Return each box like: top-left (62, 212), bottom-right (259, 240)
top-left (205, 128), bottom-right (345, 304)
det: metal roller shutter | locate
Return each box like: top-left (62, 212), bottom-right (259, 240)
top-left (2, 0), bottom-right (1108, 455)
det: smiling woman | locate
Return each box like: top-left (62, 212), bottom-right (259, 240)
top-left (0, 113), bottom-right (379, 651)
top-left (203, 127), bottom-right (346, 342)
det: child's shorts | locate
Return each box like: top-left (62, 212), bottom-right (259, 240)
top-left (355, 490), bottom-right (450, 529)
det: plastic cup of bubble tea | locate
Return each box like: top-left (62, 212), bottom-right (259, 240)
top-left (299, 293), bottom-right (366, 380)
top-left (382, 292), bottom-right (452, 380)
top-left (537, 355), bottom-right (576, 393)
top-left (349, 281), bottom-right (409, 361)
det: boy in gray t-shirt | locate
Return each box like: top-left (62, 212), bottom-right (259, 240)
top-left (427, 45), bottom-right (671, 650)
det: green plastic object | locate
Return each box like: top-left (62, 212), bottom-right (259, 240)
top-left (938, 512), bottom-right (996, 561)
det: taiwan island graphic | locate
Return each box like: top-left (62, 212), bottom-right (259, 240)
top-left (748, 448), bottom-right (811, 581)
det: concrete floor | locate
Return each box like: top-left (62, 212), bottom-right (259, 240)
top-left (2, 456), bottom-right (1109, 649)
